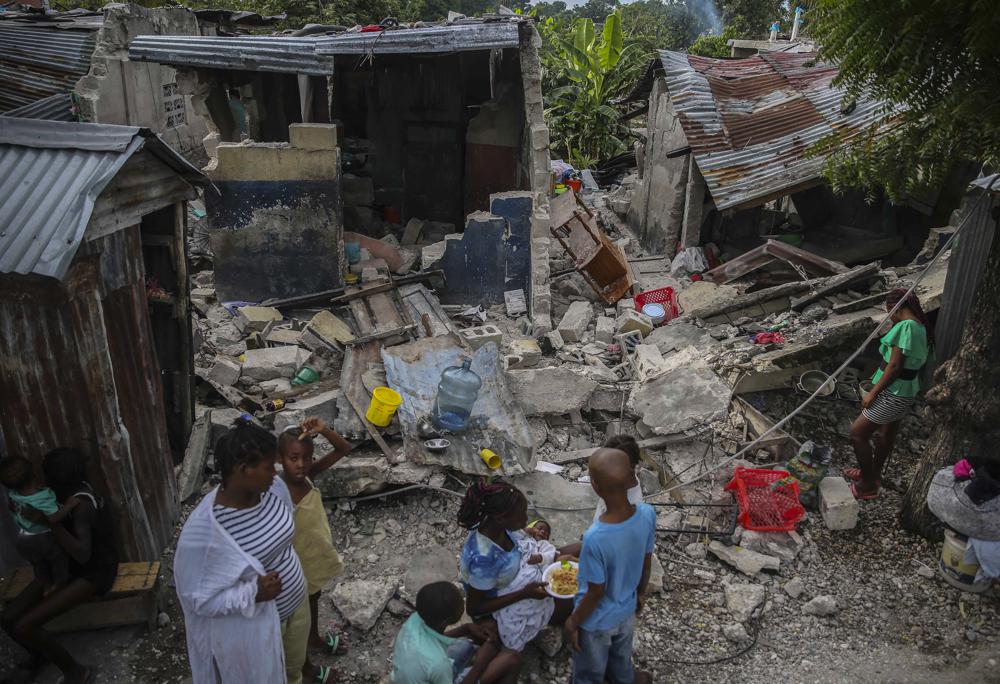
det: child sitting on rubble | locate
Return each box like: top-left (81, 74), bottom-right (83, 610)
top-left (0, 455), bottom-right (77, 591)
top-left (391, 581), bottom-right (518, 684)
top-left (278, 417), bottom-right (353, 684)
top-left (566, 448), bottom-right (655, 684)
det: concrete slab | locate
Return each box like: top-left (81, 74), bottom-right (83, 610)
top-left (507, 367), bottom-right (598, 416)
top-left (646, 321), bottom-right (714, 355)
top-left (628, 366), bottom-right (732, 435)
top-left (512, 471), bottom-right (599, 546)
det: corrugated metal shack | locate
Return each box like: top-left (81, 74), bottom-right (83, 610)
top-left (624, 50), bottom-right (934, 262)
top-left (0, 118), bottom-right (208, 561)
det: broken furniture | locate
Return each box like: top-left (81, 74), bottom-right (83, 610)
top-left (550, 189), bottom-right (635, 304)
top-left (0, 562), bottom-right (161, 632)
top-left (702, 239), bottom-right (848, 285)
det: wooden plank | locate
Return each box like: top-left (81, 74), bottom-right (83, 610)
top-left (345, 325), bottom-right (418, 346)
top-left (177, 410), bottom-right (212, 502)
top-left (1, 562), bottom-right (160, 600)
top-left (790, 262), bottom-right (881, 312)
top-left (44, 594), bottom-right (153, 633)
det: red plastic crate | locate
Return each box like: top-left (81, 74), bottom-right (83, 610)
top-left (724, 467), bottom-right (806, 532)
top-left (633, 286), bottom-right (679, 324)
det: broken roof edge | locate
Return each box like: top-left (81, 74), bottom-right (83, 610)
top-left (315, 21), bottom-right (521, 55)
top-left (128, 35), bottom-right (336, 76)
top-left (0, 119), bottom-right (208, 280)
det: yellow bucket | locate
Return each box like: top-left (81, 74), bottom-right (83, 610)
top-left (480, 448), bottom-right (501, 470)
top-left (366, 386), bottom-right (402, 427)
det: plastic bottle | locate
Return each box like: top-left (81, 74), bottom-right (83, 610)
top-left (432, 358), bottom-right (482, 432)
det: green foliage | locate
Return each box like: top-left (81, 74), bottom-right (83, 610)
top-left (540, 9), bottom-right (644, 166)
top-left (720, 0), bottom-right (784, 39)
top-left (810, 0), bottom-right (1000, 201)
top-left (688, 29), bottom-right (731, 57)
top-left (619, 0), bottom-right (704, 54)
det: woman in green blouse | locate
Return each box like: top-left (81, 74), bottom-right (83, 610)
top-left (847, 288), bottom-right (933, 499)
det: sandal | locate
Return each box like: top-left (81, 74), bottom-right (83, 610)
top-left (323, 632), bottom-right (348, 656)
top-left (314, 665), bottom-right (337, 683)
top-left (843, 468), bottom-right (862, 481)
top-left (850, 482), bottom-right (879, 500)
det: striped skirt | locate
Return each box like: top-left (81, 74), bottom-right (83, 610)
top-left (862, 391), bottom-right (915, 425)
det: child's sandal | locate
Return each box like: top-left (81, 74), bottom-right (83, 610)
top-left (314, 665), bottom-right (336, 683)
top-left (324, 632), bottom-right (347, 656)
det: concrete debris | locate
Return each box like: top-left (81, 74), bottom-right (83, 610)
top-left (511, 470), bottom-right (599, 546)
top-left (507, 337), bottom-right (542, 368)
top-left (460, 324), bottom-right (503, 350)
top-left (724, 583), bottom-right (765, 622)
top-left (207, 357), bottom-right (241, 386)
top-left (507, 367), bottom-right (598, 416)
top-left (557, 300), bottom-right (592, 343)
top-left (532, 626), bottom-right (564, 657)
top-left (819, 477), bottom-right (859, 530)
top-left (722, 622), bottom-right (752, 645)
top-left (616, 308), bottom-right (653, 337)
top-left (541, 329), bottom-right (565, 353)
top-left (647, 553), bottom-right (665, 594)
top-left (241, 345), bottom-right (306, 381)
top-left (331, 577), bottom-right (398, 631)
top-left (802, 595), bottom-right (838, 617)
top-left (505, 289), bottom-right (528, 317)
top-left (632, 344), bottom-right (668, 382)
top-left (234, 305), bottom-right (283, 333)
top-left (628, 366), bottom-right (732, 435)
top-left (708, 541), bottom-right (781, 576)
top-left (315, 457), bottom-right (389, 498)
top-left (783, 577), bottom-right (805, 599)
top-left (595, 315), bottom-right (615, 344)
top-left (401, 218), bottom-right (425, 245)
top-left (402, 543), bottom-right (456, 602)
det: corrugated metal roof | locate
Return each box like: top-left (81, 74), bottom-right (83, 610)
top-left (1, 92), bottom-right (75, 121)
top-left (0, 23), bottom-right (97, 112)
top-left (649, 50), bottom-right (897, 211)
top-left (0, 118), bottom-right (207, 280)
top-left (129, 35), bottom-right (335, 75)
top-left (314, 22), bottom-right (521, 55)
top-left (128, 21), bottom-right (523, 74)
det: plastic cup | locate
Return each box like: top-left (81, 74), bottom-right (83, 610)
top-left (480, 448), bottom-right (501, 470)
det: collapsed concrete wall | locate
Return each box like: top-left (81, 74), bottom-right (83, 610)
top-left (628, 77), bottom-right (707, 254)
top-left (75, 4), bottom-right (210, 165)
top-left (206, 123), bottom-right (344, 302)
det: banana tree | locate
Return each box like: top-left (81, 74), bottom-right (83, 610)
top-left (542, 10), bottom-right (645, 167)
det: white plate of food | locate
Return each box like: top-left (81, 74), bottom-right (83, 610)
top-left (542, 561), bottom-right (579, 599)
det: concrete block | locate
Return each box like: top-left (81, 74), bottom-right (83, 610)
top-left (617, 298), bottom-right (635, 315)
top-left (507, 338), bottom-right (541, 368)
top-left (208, 357), bottom-right (241, 386)
top-left (305, 310), bottom-right (354, 348)
top-left (595, 316), bottom-right (615, 345)
top-left (288, 123), bottom-right (338, 150)
top-left (264, 327), bottom-right (303, 346)
top-left (616, 309), bottom-right (653, 338)
top-left (819, 477), bottom-right (859, 530)
top-left (540, 330), bottom-right (564, 354)
top-left (633, 344), bottom-right (667, 382)
top-left (241, 345), bottom-right (306, 381)
top-left (315, 456), bottom-right (390, 498)
top-left (505, 289), bottom-right (528, 317)
top-left (557, 301), bottom-right (592, 343)
top-left (507, 367), bottom-right (598, 415)
top-left (260, 378), bottom-right (292, 395)
top-left (460, 325), bottom-right (503, 351)
top-left (235, 306), bottom-right (282, 334)
top-left (401, 218), bottom-right (425, 246)
top-left (287, 389), bottom-right (339, 428)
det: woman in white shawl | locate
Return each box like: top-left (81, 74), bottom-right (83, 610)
top-left (175, 419), bottom-right (307, 684)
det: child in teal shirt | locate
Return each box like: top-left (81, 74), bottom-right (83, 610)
top-left (1, 456), bottom-right (76, 588)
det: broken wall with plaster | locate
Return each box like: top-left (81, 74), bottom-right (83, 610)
top-left (74, 4), bottom-right (211, 165)
top-left (629, 77), bottom-right (708, 254)
top-left (206, 123), bottom-right (344, 302)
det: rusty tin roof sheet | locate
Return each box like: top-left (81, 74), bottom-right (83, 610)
top-left (655, 50), bottom-right (895, 211)
top-left (0, 22), bottom-right (97, 112)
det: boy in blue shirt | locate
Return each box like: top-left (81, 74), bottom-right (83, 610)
top-left (565, 448), bottom-right (655, 684)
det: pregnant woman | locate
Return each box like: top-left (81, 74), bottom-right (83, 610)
top-left (458, 480), bottom-right (574, 663)
top-left (175, 419), bottom-right (308, 684)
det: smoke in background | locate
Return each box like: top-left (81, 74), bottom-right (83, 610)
top-left (687, 0), bottom-right (722, 34)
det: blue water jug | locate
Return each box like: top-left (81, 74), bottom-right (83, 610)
top-left (432, 358), bottom-right (482, 432)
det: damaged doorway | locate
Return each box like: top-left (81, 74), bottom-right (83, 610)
top-left (404, 121), bottom-right (464, 228)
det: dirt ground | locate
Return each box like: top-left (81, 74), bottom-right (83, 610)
top-left (3, 399), bottom-right (999, 684)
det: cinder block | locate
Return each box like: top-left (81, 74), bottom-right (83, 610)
top-left (509, 338), bottom-right (542, 368)
top-left (616, 309), bottom-right (653, 338)
top-left (595, 316), bottom-right (615, 345)
top-left (558, 301), bottom-right (592, 343)
top-left (242, 346), bottom-right (306, 381)
top-left (819, 477), bottom-right (859, 530)
top-left (460, 325), bottom-right (503, 350)
top-left (632, 344), bottom-right (666, 382)
top-left (288, 123), bottom-right (338, 150)
top-left (505, 289), bottom-right (528, 317)
top-left (617, 298), bottom-right (635, 315)
top-left (208, 357), bottom-right (241, 386)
